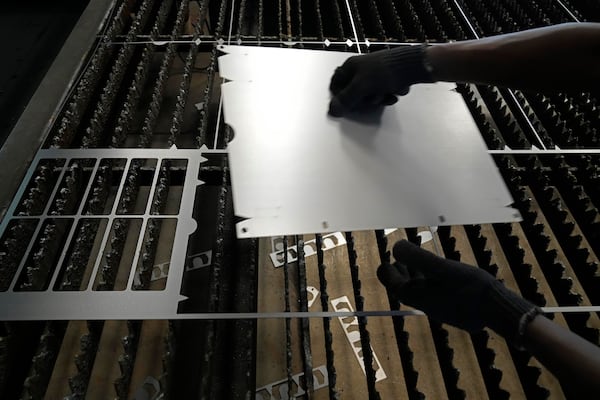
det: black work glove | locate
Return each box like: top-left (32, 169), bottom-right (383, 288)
top-left (328, 45), bottom-right (435, 117)
top-left (377, 240), bottom-right (541, 345)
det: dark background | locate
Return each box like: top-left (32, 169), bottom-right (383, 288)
top-left (0, 0), bottom-right (90, 147)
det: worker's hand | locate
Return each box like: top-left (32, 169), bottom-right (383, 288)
top-left (328, 46), bottom-right (434, 117)
top-left (378, 240), bottom-right (540, 343)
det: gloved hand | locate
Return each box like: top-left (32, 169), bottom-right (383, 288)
top-left (377, 240), bottom-right (541, 345)
top-left (328, 45), bottom-right (435, 117)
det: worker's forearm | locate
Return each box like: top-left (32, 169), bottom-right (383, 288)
top-left (523, 315), bottom-right (600, 396)
top-left (427, 23), bottom-right (600, 91)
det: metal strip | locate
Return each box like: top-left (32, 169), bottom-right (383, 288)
top-left (489, 149), bottom-right (600, 155)
top-left (505, 90), bottom-right (548, 150)
top-left (343, 0), bottom-right (362, 54)
top-left (11, 215), bottom-right (192, 221)
top-left (76, 159), bottom-right (102, 215)
top-left (331, 296), bottom-right (387, 382)
top-left (451, 0), bottom-right (548, 150)
top-left (108, 39), bottom-right (434, 46)
top-left (212, 0), bottom-right (237, 149)
top-left (542, 306), bottom-right (600, 313)
top-left (86, 157), bottom-right (132, 290)
top-left (1, 307), bottom-right (594, 321)
top-left (8, 158), bottom-right (70, 291)
top-left (126, 159), bottom-right (163, 289)
top-left (227, 0), bottom-right (236, 45)
top-left (7, 220), bottom-right (43, 291)
top-left (213, 96), bottom-right (225, 149)
top-left (12, 147), bottom-right (600, 158)
top-left (135, 305), bottom-right (600, 318)
top-left (451, 0), bottom-right (479, 37)
top-left (554, 0), bottom-right (581, 22)
top-left (256, 365), bottom-right (329, 399)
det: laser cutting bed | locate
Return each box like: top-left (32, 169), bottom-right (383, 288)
top-left (0, 0), bottom-right (599, 398)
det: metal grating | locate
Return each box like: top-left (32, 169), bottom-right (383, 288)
top-left (0, 0), bottom-right (598, 398)
top-left (0, 147), bottom-right (205, 320)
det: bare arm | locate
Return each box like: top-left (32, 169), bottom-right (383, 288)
top-left (524, 315), bottom-right (600, 397)
top-left (427, 23), bottom-right (600, 91)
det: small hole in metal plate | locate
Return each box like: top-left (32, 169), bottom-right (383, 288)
top-left (438, 215), bottom-right (446, 223)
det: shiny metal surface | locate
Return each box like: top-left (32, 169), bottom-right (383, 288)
top-left (0, 147), bottom-right (203, 320)
top-left (220, 45), bottom-right (521, 238)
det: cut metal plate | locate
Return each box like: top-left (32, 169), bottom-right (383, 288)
top-left (219, 45), bottom-right (521, 238)
top-left (0, 147), bottom-right (203, 320)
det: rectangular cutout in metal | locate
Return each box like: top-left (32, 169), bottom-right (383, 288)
top-left (0, 147), bottom-right (205, 320)
top-left (132, 218), bottom-right (177, 291)
top-left (116, 159), bottom-right (158, 215)
top-left (82, 158), bottom-right (127, 215)
top-left (15, 159), bottom-right (66, 216)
